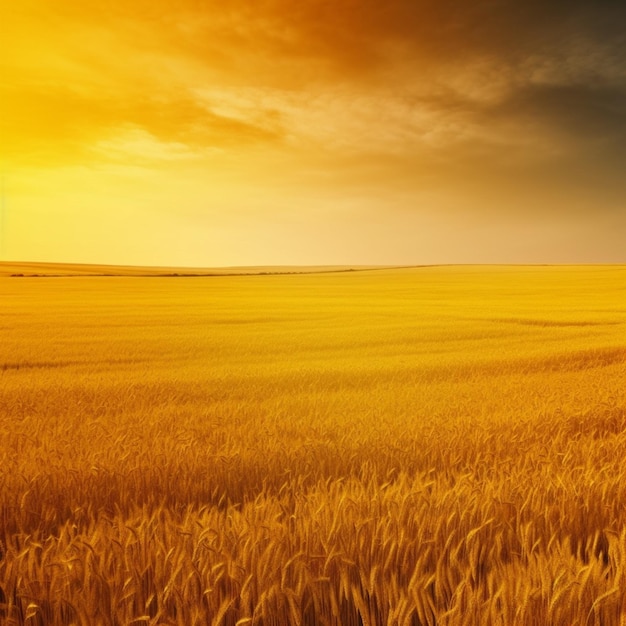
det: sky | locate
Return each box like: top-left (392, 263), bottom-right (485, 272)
top-left (2, 0), bottom-right (626, 266)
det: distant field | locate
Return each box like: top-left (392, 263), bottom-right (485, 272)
top-left (0, 266), bottom-right (625, 625)
top-left (0, 261), bottom-right (388, 277)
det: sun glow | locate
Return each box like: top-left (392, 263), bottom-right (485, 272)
top-left (3, 1), bottom-right (625, 264)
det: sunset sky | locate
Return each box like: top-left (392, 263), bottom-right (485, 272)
top-left (2, 0), bottom-right (626, 266)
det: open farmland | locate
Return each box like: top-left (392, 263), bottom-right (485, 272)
top-left (0, 265), bottom-right (625, 625)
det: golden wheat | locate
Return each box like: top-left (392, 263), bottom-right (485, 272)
top-left (0, 266), bottom-right (624, 625)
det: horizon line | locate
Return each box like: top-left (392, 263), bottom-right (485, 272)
top-left (1, 260), bottom-right (624, 279)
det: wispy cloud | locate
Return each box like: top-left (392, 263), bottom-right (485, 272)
top-left (3, 0), bottom-right (626, 263)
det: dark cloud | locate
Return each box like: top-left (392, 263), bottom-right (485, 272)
top-left (229, 0), bottom-right (626, 74)
top-left (35, 0), bottom-right (626, 81)
top-left (492, 83), bottom-right (626, 144)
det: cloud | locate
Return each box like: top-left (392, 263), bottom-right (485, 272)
top-left (493, 83), bottom-right (626, 144)
top-left (4, 0), bottom-right (626, 265)
top-left (6, 0), bottom-right (626, 159)
top-left (1, 80), bottom-right (283, 167)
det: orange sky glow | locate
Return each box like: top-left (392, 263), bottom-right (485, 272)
top-left (2, 0), bottom-right (625, 265)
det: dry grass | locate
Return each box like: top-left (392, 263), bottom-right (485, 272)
top-left (0, 265), bottom-right (624, 625)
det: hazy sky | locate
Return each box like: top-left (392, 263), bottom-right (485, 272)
top-left (3, 0), bottom-right (626, 265)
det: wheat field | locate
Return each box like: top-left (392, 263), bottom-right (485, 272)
top-left (0, 265), bottom-right (624, 625)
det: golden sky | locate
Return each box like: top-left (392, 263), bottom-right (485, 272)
top-left (2, 0), bottom-right (626, 265)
